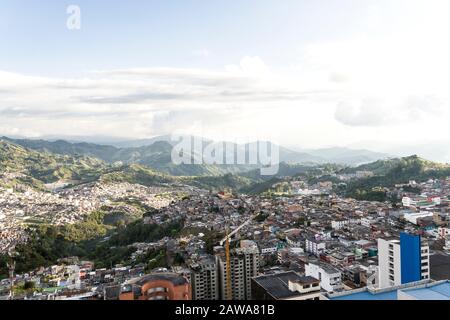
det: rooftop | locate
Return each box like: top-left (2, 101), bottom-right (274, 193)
top-left (127, 273), bottom-right (188, 287)
top-left (253, 271), bottom-right (317, 299)
top-left (329, 280), bottom-right (450, 300)
top-left (400, 282), bottom-right (450, 300)
top-left (330, 290), bottom-right (397, 300)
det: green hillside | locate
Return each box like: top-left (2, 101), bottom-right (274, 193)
top-left (0, 139), bottom-right (106, 188)
top-left (345, 155), bottom-right (450, 200)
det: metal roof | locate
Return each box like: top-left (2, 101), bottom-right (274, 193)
top-left (401, 282), bottom-right (450, 300)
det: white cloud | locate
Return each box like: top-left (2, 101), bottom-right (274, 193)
top-left (225, 56), bottom-right (269, 77)
top-left (192, 49), bottom-right (211, 58)
top-left (0, 56), bottom-right (321, 141)
top-left (1, 33), bottom-right (450, 162)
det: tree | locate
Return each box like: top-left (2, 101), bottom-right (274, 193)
top-left (24, 281), bottom-right (35, 290)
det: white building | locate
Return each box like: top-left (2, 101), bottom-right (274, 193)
top-left (331, 220), bottom-right (348, 230)
top-left (305, 262), bottom-right (343, 293)
top-left (305, 238), bottom-right (326, 257)
top-left (331, 218), bottom-right (360, 230)
top-left (287, 278), bottom-right (322, 300)
top-left (260, 246), bottom-right (277, 255)
top-left (404, 212), bottom-right (434, 225)
top-left (402, 197), bottom-right (415, 207)
top-left (378, 234), bottom-right (430, 289)
top-left (361, 217), bottom-right (375, 228)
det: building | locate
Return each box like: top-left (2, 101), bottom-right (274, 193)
top-left (216, 242), bottom-right (260, 300)
top-left (327, 280), bottom-right (450, 301)
top-left (398, 281), bottom-right (450, 300)
top-left (252, 271), bottom-right (322, 300)
top-left (378, 233), bottom-right (430, 289)
top-left (305, 262), bottom-right (343, 293)
top-left (190, 256), bottom-right (219, 300)
top-left (305, 238), bottom-right (326, 257)
top-left (119, 273), bottom-right (191, 300)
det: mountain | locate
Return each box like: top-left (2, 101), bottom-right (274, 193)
top-left (1, 137), bottom-right (319, 176)
top-left (304, 147), bottom-right (391, 165)
top-left (2, 136), bottom-right (394, 179)
top-left (0, 139), bottom-right (263, 192)
top-left (344, 155), bottom-right (450, 200)
top-left (0, 139), bottom-right (106, 189)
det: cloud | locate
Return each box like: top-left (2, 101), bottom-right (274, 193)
top-left (334, 99), bottom-right (390, 127)
top-left (1, 45), bottom-right (450, 155)
top-left (225, 56), bottom-right (269, 77)
top-left (192, 49), bottom-right (211, 58)
top-left (334, 94), bottom-right (448, 127)
top-left (0, 56), bottom-right (326, 140)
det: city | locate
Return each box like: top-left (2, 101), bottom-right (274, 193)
top-left (2, 151), bottom-right (450, 300)
top-left (1, 0), bottom-right (450, 314)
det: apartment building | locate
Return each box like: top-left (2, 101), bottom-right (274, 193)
top-left (216, 243), bottom-right (260, 300)
top-left (378, 233), bottom-right (430, 289)
top-left (305, 238), bottom-right (326, 257)
top-left (305, 262), bottom-right (343, 293)
top-left (190, 256), bottom-right (219, 300)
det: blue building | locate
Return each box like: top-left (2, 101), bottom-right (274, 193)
top-left (400, 233), bottom-right (422, 284)
top-left (378, 233), bottom-right (430, 288)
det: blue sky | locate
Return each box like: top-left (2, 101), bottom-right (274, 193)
top-left (1, 1), bottom-right (450, 161)
top-left (1, 0), bottom-right (390, 75)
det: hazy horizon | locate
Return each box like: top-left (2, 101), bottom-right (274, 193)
top-left (2, 1), bottom-right (450, 161)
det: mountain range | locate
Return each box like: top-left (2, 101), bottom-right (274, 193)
top-left (3, 136), bottom-right (450, 198)
top-left (1, 136), bottom-right (392, 177)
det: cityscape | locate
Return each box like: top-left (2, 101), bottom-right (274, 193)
top-left (2, 0), bottom-right (450, 306)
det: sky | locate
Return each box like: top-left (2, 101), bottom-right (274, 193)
top-left (2, 0), bottom-right (450, 161)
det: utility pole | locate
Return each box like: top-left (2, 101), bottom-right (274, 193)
top-left (7, 256), bottom-right (15, 300)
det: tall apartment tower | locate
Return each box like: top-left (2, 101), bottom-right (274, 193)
top-left (215, 242), bottom-right (260, 300)
top-left (189, 256), bottom-right (219, 300)
top-left (378, 233), bottom-right (430, 289)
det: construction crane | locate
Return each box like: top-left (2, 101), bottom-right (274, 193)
top-left (219, 213), bottom-right (259, 246)
top-left (219, 196), bottom-right (259, 300)
top-left (225, 226), bottom-right (232, 300)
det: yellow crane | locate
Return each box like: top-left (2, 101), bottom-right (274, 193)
top-left (225, 226), bottom-right (232, 300)
top-left (219, 196), bottom-right (257, 300)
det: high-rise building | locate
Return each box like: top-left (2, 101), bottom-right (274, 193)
top-left (215, 241), bottom-right (260, 300)
top-left (378, 233), bottom-right (430, 289)
top-left (189, 255), bottom-right (219, 300)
